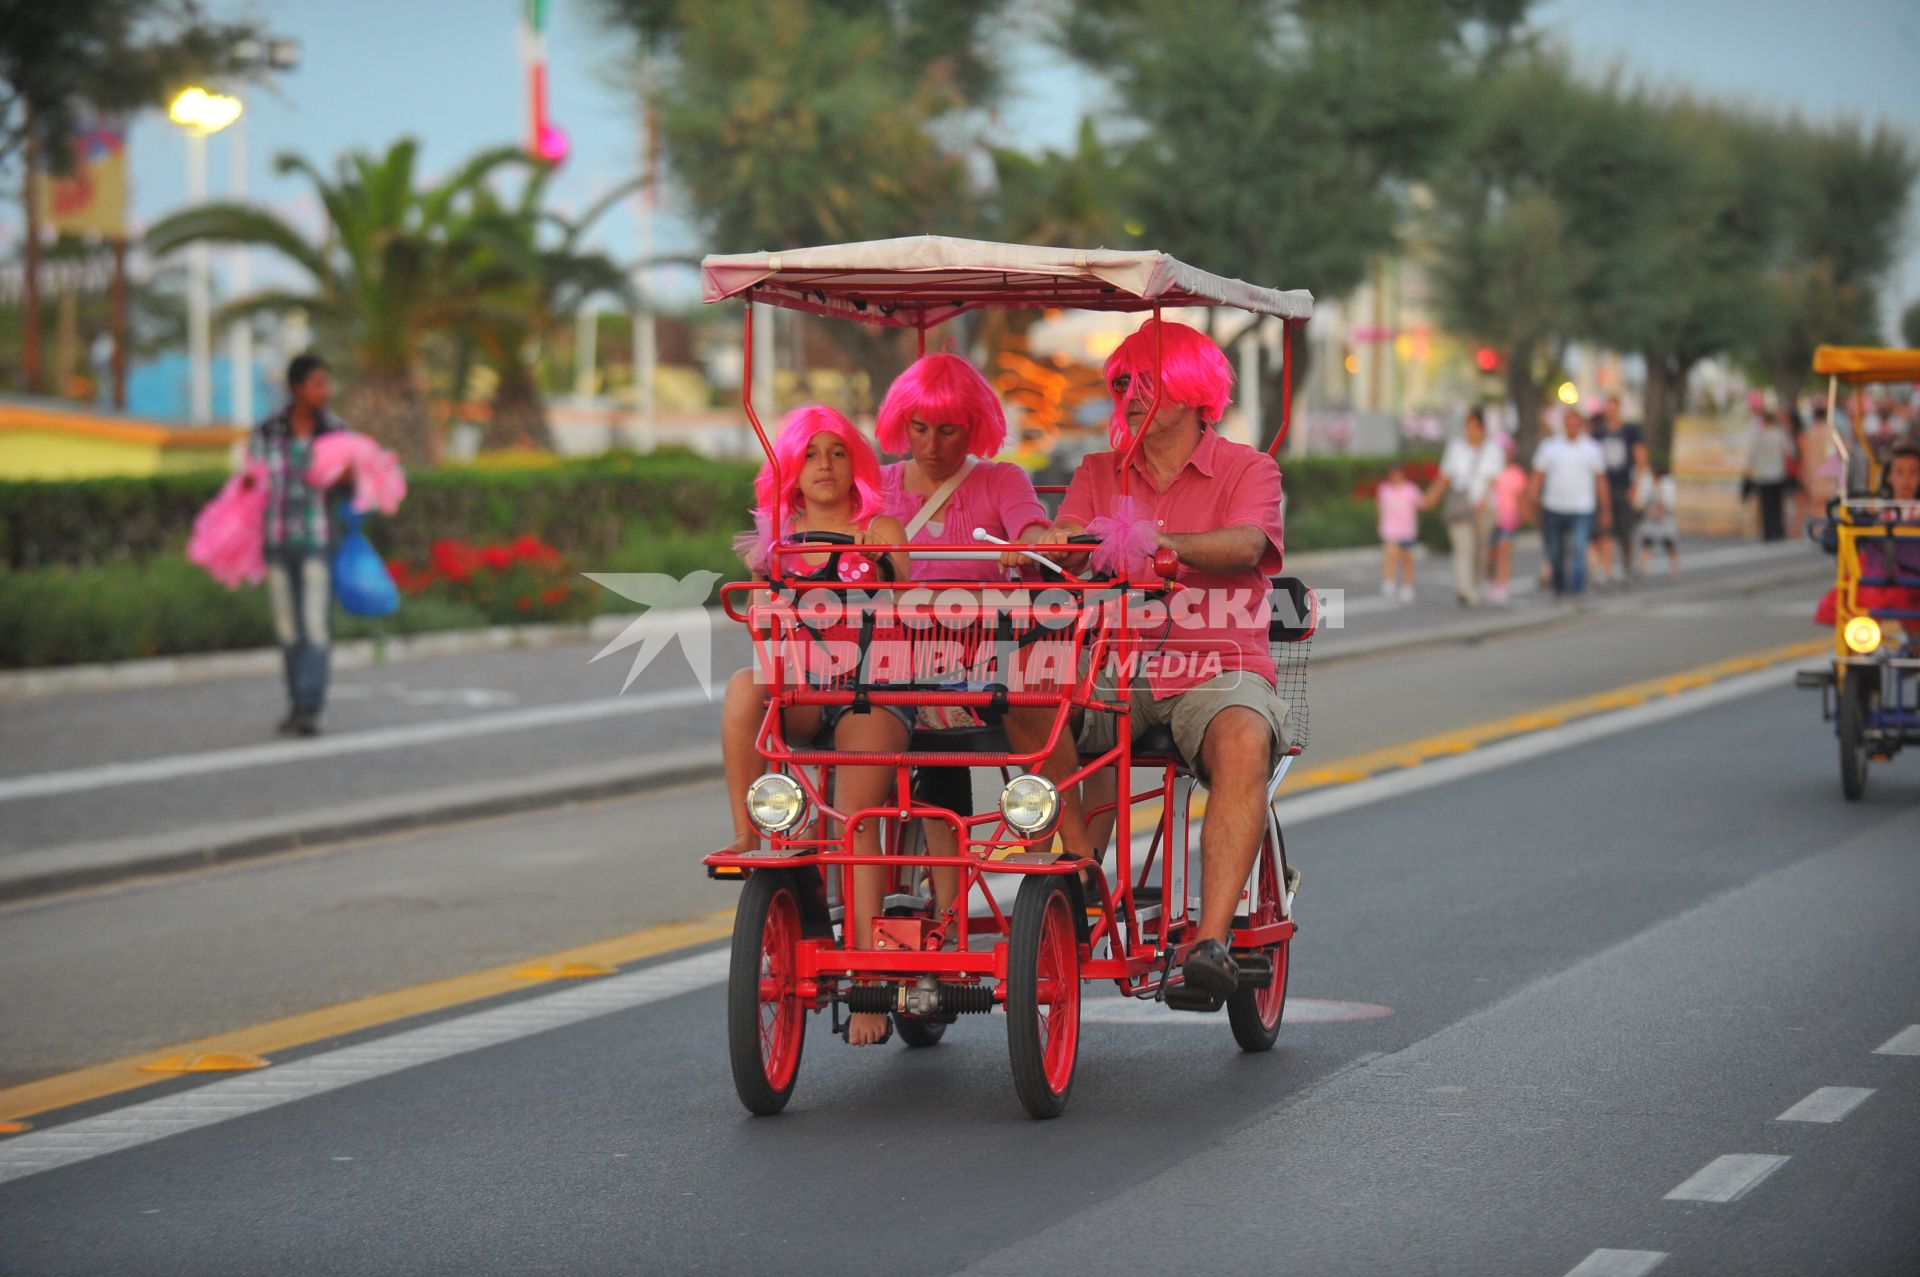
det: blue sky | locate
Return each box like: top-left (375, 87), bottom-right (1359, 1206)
top-left (115, 0), bottom-right (1920, 327)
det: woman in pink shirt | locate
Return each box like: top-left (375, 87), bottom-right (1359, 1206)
top-left (1376, 462), bottom-right (1422, 603)
top-left (875, 353), bottom-right (1050, 579)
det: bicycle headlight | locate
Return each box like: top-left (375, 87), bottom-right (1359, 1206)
top-left (1844, 616), bottom-right (1882, 655)
top-left (746, 773), bottom-right (809, 836)
top-left (999, 775), bottom-right (1061, 837)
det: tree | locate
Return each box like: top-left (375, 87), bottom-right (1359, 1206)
top-left (1903, 299), bottom-right (1920, 350)
top-left (1742, 118), bottom-right (1916, 407)
top-left (1061, 0), bottom-right (1529, 442)
top-left (1, 0), bottom-right (262, 394)
top-left (593, 0), bottom-right (1012, 411)
top-left (1427, 53), bottom-right (1602, 453)
top-left (145, 140), bottom-right (530, 462)
top-left (451, 168), bottom-right (639, 450)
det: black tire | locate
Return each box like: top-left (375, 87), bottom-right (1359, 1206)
top-left (1006, 875), bottom-right (1081, 1120)
top-left (1227, 939), bottom-right (1290, 1052)
top-left (893, 1014), bottom-right (948, 1048)
top-left (1839, 673), bottom-right (1871, 802)
top-left (1227, 830), bottom-right (1292, 1052)
top-left (727, 870), bottom-right (808, 1116)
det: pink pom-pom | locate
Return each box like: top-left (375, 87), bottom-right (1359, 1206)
top-left (186, 463), bottom-right (270, 588)
top-left (309, 432), bottom-right (407, 515)
top-left (733, 509), bottom-right (777, 573)
top-left (1087, 495), bottom-right (1160, 577)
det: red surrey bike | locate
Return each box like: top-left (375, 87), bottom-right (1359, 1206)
top-left (701, 236), bottom-right (1317, 1118)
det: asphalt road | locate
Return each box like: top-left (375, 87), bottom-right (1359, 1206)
top-left (2, 575), bottom-right (1916, 1274)
top-left (0, 537), bottom-right (1818, 862)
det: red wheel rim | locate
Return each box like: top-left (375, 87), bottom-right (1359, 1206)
top-left (1032, 891), bottom-right (1080, 1094)
top-left (757, 886), bottom-right (804, 1091)
top-left (1255, 938), bottom-right (1287, 1028)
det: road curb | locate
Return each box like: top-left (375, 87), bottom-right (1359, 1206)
top-left (0, 748), bottom-right (722, 905)
top-left (0, 553), bottom-right (1826, 905)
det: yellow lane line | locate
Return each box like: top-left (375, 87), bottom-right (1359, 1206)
top-left (1146, 639), bottom-right (1824, 825)
top-left (0, 909), bottom-right (734, 1124)
top-left (1, 638), bottom-right (1822, 1126)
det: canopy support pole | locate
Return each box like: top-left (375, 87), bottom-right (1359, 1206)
top-left (742, 299), bottom-right (779, 506)
top-left (1270, 319), bottom-right (1296, 458)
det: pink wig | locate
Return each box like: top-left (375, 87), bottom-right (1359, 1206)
top-left (874, 353), bottom-right (1007, 458)
top-left (754, 405), bottom-right (887, 530)
top-left (1103, 318), bottom-right (1235, 447)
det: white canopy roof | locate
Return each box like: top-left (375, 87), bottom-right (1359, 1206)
top-left (700, 235), bottom-right (1314, 329)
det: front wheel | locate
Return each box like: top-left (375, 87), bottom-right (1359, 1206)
top-left (894, 1014), bottom-right (948, 1048)
top-left (1006, 875), bottom-right (1081, 1119)
top-left (1838, 672), bottom-right (1872, 801)
top-left (728, 870), bottom-right (808, 1115)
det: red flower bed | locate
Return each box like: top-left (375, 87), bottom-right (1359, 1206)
top-left (387, 534), bottom-right (591, 623)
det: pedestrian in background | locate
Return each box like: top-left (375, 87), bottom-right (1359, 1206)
top-left (1635, 464), bottom-right (1681, 581)
top-left (1744, 407), bottom-right (1790, 541)
top-left (1487, 438), bottom-right (1528, 604)
top-left (1528, 406), bottom-right (1610, 601)
top-left (253, 355), bottom-right (346, 736)
top-left (1590, 395), bottom-right (1647, 587)
top-left (1423, 407), bottom-right (1505, 606)
top-left (1376, 461), bottom-right (1422, 604)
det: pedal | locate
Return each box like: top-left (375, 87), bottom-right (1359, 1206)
top-left (1794, 668), bottom-right (1835, 689)
top-left (1163, 984), bottom-right (1228, 1013)
top-left (1232, 953), bottom-right (1273, 990)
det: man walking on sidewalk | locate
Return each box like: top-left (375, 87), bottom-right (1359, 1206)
top-left (1528, 406), bottom-right (1611, 601)
top-left (1592, 395), bottom-right (1647, 586)
top-left (253, 354), bottom-right (345, 737)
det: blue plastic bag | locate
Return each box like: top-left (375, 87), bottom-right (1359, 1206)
top-left (332, 506), bottom-right (400, 618)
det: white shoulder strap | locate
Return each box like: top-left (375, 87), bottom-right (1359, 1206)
top-left (902, 455), bottom-right (978, 539)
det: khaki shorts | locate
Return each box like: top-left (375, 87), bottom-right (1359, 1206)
top-left (1075, 671), bottom-right (1290, 784)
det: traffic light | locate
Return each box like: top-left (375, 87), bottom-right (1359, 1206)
top-left (1473, 347), bottom-right (1501, 373)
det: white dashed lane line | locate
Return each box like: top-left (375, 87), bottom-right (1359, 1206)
top-left (1775, 1087), bottom-right (1875, 1124)
top-left (1663, 1154), bottom-right (1790, 1204)
top-left (1871, 1025), bottom-right (1920, 1056)
top-left (1564, 1249), bottom-right (1667, 1277)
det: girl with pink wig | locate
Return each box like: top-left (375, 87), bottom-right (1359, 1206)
top-left (721, 406), bottom-right (911, 1049)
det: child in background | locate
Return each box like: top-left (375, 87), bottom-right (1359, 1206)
top-left (1636, 465), bottom-right (1680, 581)
top-left (1487, 441), bottom-right (1529, 604)
top-left (1377, 462), bottom-right (1422, 603)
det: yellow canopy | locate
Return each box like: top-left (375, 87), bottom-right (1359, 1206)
top-left (1811, 345), bottom-right (1920, 384)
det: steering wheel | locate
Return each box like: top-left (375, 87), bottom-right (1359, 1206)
top-left (787, 530), bottom-right (895, 584)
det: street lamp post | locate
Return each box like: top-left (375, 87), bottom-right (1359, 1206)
top-left (168, 88), bottom-right (242, 425)
top-left (227, 108), bottom-right (251, 427)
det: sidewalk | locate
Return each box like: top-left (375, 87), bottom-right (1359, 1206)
top-left (0, 537), bottom-right (1823, 902)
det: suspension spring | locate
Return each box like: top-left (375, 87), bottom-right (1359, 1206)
top-left (843, 982), bottom-right (997, 1015)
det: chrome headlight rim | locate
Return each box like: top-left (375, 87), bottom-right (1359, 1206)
top-left (999, 774), bottom-right (1061, 838)
top-left (746, 772), bottom-right (810, 836)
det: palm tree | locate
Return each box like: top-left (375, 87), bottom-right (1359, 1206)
top-left (145, 138), bottom-right (529, 462)
top-left (449, 166), bottom-right (639, 451)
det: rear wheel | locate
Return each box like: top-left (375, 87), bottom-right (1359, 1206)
top-left (1838, 672), bottom-right (1872, 801)
top-left (728, 870), bottom-right (808, 1115)
top-left (1006, 875), bottom-right (1081, 1119)
top-left (1227, 829), bottom-right (1292, 1052)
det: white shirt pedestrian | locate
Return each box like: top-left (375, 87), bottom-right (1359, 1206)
top-left (1439, 435), bottom-right (1506, 505)
top-left (1532, 433), bottom-right (1606, 515)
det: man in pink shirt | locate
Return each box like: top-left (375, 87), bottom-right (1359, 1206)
top-left (1042, 318), bottom-right (1288, 1004)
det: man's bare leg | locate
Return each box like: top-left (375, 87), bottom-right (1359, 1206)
top-left (1193, 708), bottom-right (1276, 946)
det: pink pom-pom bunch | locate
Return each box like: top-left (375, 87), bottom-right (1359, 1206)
top-left (309, 431), bottom-right (407, 515)
top-left (186, 462), bottom-right (271, 588)
top-left (1086, 495), bottom-right (1160, 578)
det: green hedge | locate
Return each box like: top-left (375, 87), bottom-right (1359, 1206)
top-left (0, 449), bottom-right (1426, 571)
top-left (0, 449), bottom-right (761, 571)
top-left (0, 450), bottom-right (1442, 667)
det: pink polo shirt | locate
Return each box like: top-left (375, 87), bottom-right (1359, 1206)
top-left (1057, 430), bottom-right (1285, 699)
top-left (880, 459), bottom-right (1049, 583)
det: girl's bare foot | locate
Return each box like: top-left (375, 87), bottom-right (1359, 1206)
top-left (846, 1011), bottom-right (890, 1046)
top-left (722, 832), bottom-right (759, 854)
